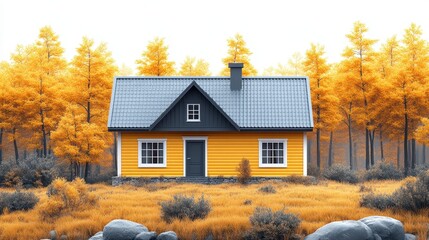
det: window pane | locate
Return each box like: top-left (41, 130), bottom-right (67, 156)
top-left (268, 143), bottom-right (272, 149)
top-left (159, 143), bottom-right (163, 149)
top-left (273, 143), bottom-right (278, 149)
top-left (262, 157), bottom-right (267, 164)
top-left (194, 105), bottom-right (199, 110)
top-left (279, 149), bottom-right (284, 157)
top-left (273, 157), bottom-right (278, 164)
top-left (142, 156), bottom-right (147, 164)
top-left (262, 142), bottom-right (267, 149)
top-left (262, 149), bottom-right (267, 157)
top-left (159, 156), bottom-right (163, 164)
top-left (142, 150), bottom-right (146, 158)
top-left (279, 157), bottom-right (284, 164)
top-left (147, 150), bottom-right (152, 157)
top-left (153, 149), bottom-right (158, 157)
top-left (159, 150), bottom-right (163, 157)
top-left (279, 143), bottom-right (284, 149)
top-left (147, 143), bottom-right (152, 149)
top-left (189, 115), bottom-right (194, 120)
top-left (189, 105), bottom-right (193, 111)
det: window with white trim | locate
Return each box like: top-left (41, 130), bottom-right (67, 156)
top-left (187, 104), bottom-right (200, 122)
top-left (259, 139), bottom-right (287, 167)
top-left (138, 139), bottom-right (167, 167)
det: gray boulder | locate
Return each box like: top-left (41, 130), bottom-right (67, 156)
top-left (305, 220), bottom-right (375, 240)
top-left (156, 231), bottom-right (178, 240)
top-left (360, 216), bottom-right (405, 240)
top-left (50, 230), bottom-right (57, 240)
top-left (135, 231), bottom-right (157, 240)
top-left (405, 233), bottom-right (416, 240)
top-left (103, 219), bottom-right (148, 240)
top-left (88, 231), bottom-right (103, 240)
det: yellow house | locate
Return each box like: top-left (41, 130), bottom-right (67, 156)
top-left (108, 63), bottom-right (313, 180)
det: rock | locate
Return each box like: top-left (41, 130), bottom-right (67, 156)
top-left (135, 231), bottom-right (157, 240)
top-left (156, 231), bottom-right (178, 240)
top-left (50, 230), bottom-right (57, 240)
top-left (88, 231), bottom-right (103, 240)
top-left (405, 233), bottom-right (416, 240)
top-left (360, 216), bottom-right (405, 240)
top-left (305, 220), bottom-right (375, 240)
top-left (60, 235), bottom-right (68, 240)
top-left (103, 219), bottom-right (148, 240)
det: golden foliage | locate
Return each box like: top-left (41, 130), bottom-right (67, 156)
top-left (0, 181), bottom-right (427, 239)
top-left (179, 56), bottom-right (211, 76)
top-left (136, 37), bottom-right (175, 76)
top-left (221, 34), bottom-right (257, 76)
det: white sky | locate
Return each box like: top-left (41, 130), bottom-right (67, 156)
top-left (1, 0), bottom-right (429, 75)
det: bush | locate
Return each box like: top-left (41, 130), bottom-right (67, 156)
top-left (160, 194), bottom-right (211, 223)
top-left (364, 162), bottom-right (403, 181)
top-left (0, 191), bottom-right (39, 214)
top-left (237, 158), bottom-right (252, 184)
top-left (244, 207), bottom-right (301, 240)
top-left (360, 193), bottom-right (396, 210)
top-left (323, 165), bottom-right (359, 184)
top-left (307, 165), bottom-right (321, 178)
top-left (360, 171), bottom-right (429, 212)
top-left (282, 175), bottom-right (319, 185)
top-left (1, 156), bottom-right (59, 188)
top-left (39, 178), bottom-right (97, 219)
top-left (393, 171), bottom-right (429, 212)
top-left (258, 185), bottom-right (276, 194)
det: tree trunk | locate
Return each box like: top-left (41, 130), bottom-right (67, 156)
top-left (40, 108), bottom-right (47, 158)
top-left (423, 144), bottom-right (426, 165)
top-left (316, 128), bottom-right (321, 169)
top-left (379, 128), bottom-right (384, 161)
top-left (369, 130), bottom-right (375, 167)
top-left (404, 111), bottom-right (409, 176)
top-left (411, 138), bottom-right (416, 169)
top-left (12, 128), bottom-right (19, 165)
top-left (348, 115), bottom-right (353, 170)
top-left (353, 141), bottom-right (358, 170)
top-left (365, 129), bottom-right (370, 170)
top-left (0, 128), bottom-right (3, 165)
top-left (84, 162), bottom-right (90, 181)
top-left (328, 131), bottom-right (333, 167)
top-left (397, 139), bottom-right (400, 168)
top-left (308, 139), bottom-right (312, 165)
top-left (70, 162), bottom-right (73, 181)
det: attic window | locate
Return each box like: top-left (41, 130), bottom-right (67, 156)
top-left (187, 104), bottom-right (200, 122)
top-left (259, 139), bottom-right (287, 168)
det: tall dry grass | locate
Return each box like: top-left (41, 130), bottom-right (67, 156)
top-left (0, 180), bottom-right (427, 240)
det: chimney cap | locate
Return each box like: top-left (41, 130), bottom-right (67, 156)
top-left (228, 63), bottom-right (244, 68)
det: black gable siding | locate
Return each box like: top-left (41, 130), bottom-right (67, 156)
top-left (152, 86), bottom-right (236, 131)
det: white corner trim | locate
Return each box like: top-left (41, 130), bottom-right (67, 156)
top-left (137, 139), bottom-right (167, 168)
top-left (303, 133), bottom-right (308, 176)
top-left (117, 132), bottom-right (122, 177)
top-left (258, 139), bottom-right (288, 168)
top-left (182, 136), bottom-right (208, 177)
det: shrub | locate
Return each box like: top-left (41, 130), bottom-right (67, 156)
top-left (39, 178), bottom-right (97, 219)
top-left (282, 175), bottom-right (319, 185)
top-left (307, 165), bottom-right (321, 178)
top-left (244, 207), bottom-right (301, 240)
top-left (243, 199), bottom-right (253, 205)
top-left (258, 185), bottom-right (276, 194)
top-left (0, 191), bottom-right (39, 214)
top-left (237, 158), bottom-right (252, 184)
top-left (364, 162), bottom-right (403, 181)
top-left (360, 171), bottom-right (429, 212)
top-left (160, 194), bottom-right (211, 223)
top-left (323, 165), bottom-right (359, 184)
top-left (393, 171), bottom-right (429, 212)
top-left (360, 193), bottom-right (396, 210)
top-left (1, 157), bottom-right (59, 188)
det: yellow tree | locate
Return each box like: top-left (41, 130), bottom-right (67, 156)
top-left (0, 62), bottom-right (10, 164)
top-left (288, 52), bottom-right (305, 76)
top-left (51, 105), bottom-right (108, 179)
top-left (304, 44), bottom-right (341, 169)
top-left (221, 34), bottom-right (257, 76)
top-left (390, 24), bottom-right (429, 175)
top-left (338, 21), bottom-right (378, 170)
top-left (63, 37), bottom-right (117, 180)
top-left (136, 37), bottom-right (175, 76)
top-left (27, 26), bottom-right (67, 158)
top-left (415, 117), bottom-right (429, 165)
top-left (375, 36), bottom-right (401, 163)
top-left (179, 57), bottom-right (211, 76)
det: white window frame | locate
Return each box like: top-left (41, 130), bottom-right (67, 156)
top-left (258, 139), bottom-right (287, 168)
top-left (138, 139), bottom-right (167, 168)
top-left (186, 104), bottom-right (201, 122)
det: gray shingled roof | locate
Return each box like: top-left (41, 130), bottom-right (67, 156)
top-left (108, 77), bottom-right (313, 130)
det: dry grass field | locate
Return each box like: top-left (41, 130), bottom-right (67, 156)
top-left (0, 180), bottom-right (428, 240)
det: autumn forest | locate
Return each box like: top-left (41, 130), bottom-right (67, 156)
top-left (0, 21), bottom-right (428, 180)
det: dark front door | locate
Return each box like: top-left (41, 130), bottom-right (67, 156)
top-left (186, 140), bottom-right (205, 177)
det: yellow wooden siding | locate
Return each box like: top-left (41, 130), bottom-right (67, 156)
top-left (121, 132), bottom-right (304, 177)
